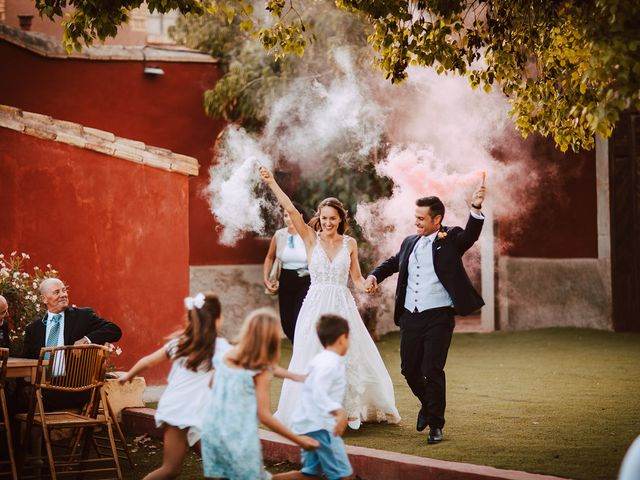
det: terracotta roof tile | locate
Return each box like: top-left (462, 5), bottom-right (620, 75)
top-left (0, 104), bottom-right (199, 176)
top-left (0, 23), bottom-right (219, 64)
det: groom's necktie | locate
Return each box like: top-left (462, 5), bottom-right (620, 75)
top-left (415, 236), bottom-right (430, 261)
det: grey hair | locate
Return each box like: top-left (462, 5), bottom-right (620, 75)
top-left (39, 277), bottom-right (62, 295)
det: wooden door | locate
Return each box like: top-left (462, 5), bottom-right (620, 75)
top-left (609, 111), bottom-right (640, 331)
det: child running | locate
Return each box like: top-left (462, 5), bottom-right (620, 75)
top-left (201, 308), bottom-right (319, 480)
top-left (274, 314), bottom-right (353, 480)
top-left (119, 292), bottom-right (227, 480)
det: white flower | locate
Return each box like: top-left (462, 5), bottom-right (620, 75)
top-left (13, 272), bottom-right (19, 279)
top-left (0, 254), bottom-right (4, 258)
top-left (22, 272), bottom-right (29, 278)
top-left (46, 264), bottom-right (52, 268)
top-left (10, 251), bottom-right (17, 256)
top-left (1, 268), bottom-right (9, 277)
top-left (21, 253), bottom-right (29, 259)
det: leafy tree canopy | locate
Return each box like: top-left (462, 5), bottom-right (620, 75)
top-left (38, 0), bottom-right (640, 152)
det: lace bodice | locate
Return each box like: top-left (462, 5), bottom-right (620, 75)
top-left (308, 235), bottom-right (350, 287)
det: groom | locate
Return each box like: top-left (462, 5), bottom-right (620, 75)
top-left (366, 183), bottom-right (486, 444)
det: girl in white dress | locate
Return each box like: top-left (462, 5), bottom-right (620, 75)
top-left (259, 167), bottom-right (401, 429)
top-left (118, 292), bottom-right (228, 479)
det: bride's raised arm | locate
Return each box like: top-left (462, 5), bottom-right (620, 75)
top-left (347, 237), bottom-right (368, 292)
top-left (259, 166), bottom-right (316, 247)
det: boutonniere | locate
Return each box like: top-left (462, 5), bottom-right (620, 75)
top-left (437, 230), bottom-right (448, 241)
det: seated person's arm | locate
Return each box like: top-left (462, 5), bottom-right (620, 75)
top-left (82, 309), bottom-right (122, 345)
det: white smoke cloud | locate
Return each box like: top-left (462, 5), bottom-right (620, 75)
top-left (204, 127), bottom-right (274, 245)
top-left (355, 68), bottom-right (539, 258)
top-left (206, 46), bottom-right (539, 256)
top-left (262, 48), bottom-right (385, 169)
top-left (206, 47), bottom-right (387, 243)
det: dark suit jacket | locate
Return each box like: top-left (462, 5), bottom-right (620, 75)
top-left (22, 306), bottom-right (122, 359)
top-left (371, 214), bottom-right (485, 325)
top-left (0, 320), bottom-right (10, 350)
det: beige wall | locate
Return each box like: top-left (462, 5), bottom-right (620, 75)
top-left (189, 265), bottom-right (400, 340)
top-left (498, 257), bottom-right (612, 330)
top-left (3, 0), bottom-right (147, 45)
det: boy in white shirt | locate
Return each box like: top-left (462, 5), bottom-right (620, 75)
top-left (275, 314), bottom-right (353, 480)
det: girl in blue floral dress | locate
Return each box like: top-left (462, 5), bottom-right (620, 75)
top-left (201, 308), bottom-right (319, 480)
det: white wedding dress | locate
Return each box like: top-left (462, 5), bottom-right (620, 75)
top-left (275, 235), bottom-right (401, 426)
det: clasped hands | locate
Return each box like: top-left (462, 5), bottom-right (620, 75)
top-left (364, 275), bottom-right (378, 295)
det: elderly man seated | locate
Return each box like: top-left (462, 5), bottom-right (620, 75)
top-left (21, 277), bottom-right (122, 410)
top-left (0, 295), bottom-right (9, 350)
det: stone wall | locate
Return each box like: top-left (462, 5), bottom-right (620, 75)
top-left (190, 265), bottom-right (400, 339)
top-left (190, 265), bottom-right (279, 340)
top-left (498, 257), bottom-right (612, 330)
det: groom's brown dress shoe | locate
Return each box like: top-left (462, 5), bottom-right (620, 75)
top-left (427, 427), bottom-right (443, 444)
top-left (416, 406), bottom-right (428, 432)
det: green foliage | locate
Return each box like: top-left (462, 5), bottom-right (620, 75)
top-left (170, 11), bottom-right (292, 131)
top-left (170, 3), bottom-right (389, 262)
top-left (0, 252), bottom-right (57, 353)
top-left (337, 0), bottom-right (640, 152)
top-left (37, 0), bottom-right (640, 153)
top-left (170, 2), bottom-right (371, 132)
top-left (36, 0), bottom-right (209, 52)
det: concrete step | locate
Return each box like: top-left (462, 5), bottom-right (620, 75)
top-left (121, 407), bottom-right (569, 480)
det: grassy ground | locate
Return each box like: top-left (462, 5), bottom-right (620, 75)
top-left (131, 328), bottom-right (639, 479)
top-left (270, 328), bottom-right (640, 480)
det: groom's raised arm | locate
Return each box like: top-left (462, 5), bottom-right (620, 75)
top-left (450, 213), bottom-right (484, 255)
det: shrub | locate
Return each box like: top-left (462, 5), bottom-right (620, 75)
top-left (0, 252), bottom-right (57, 353)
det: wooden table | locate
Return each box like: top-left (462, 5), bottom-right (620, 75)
top-left (7, 357), bottom-right (44, 380)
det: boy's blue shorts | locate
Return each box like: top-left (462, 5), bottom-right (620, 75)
top-left (300, 429), bottom-right (353, 480)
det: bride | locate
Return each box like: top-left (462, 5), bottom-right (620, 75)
top-left (259, 167), bottom-right (400, 429)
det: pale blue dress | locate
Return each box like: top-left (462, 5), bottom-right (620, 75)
top-left (201, 354), bottom-right (272, 480)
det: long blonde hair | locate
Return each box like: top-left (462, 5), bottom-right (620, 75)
top-left (230, 308), bottom-right (281, 370)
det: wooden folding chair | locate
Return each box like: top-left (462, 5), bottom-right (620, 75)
top-left (0, 348), bottom-right (18, 480)
top-left (91, 394), bottom-right (135, 469)
top-left (16, 345), bottom-right (122, 479)
top-left (86, 361), bottom-right (134, 469)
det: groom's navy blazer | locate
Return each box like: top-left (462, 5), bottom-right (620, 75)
top-left (371, 214), bottom-right (485, 325)
top-left (23, 307), bottom-right (122, 359)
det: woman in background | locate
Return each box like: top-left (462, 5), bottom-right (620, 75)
top-left (263, 204), bottom-right (311, 343)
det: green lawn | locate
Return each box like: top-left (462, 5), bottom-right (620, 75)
top-left (271, 328), bottom-right (640, 480)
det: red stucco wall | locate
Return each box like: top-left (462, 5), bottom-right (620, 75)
top-left (498, 135), bottom-right (598, 258)
top-left (0, 128), bottom-right (191, 383)
top-left (0, 39), bottom-right (268, 265)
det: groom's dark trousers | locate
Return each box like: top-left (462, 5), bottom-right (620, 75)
top-left (400, 306), bottom-right (454, 429)
top-left (371, 213), bottom-right (485, 430)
